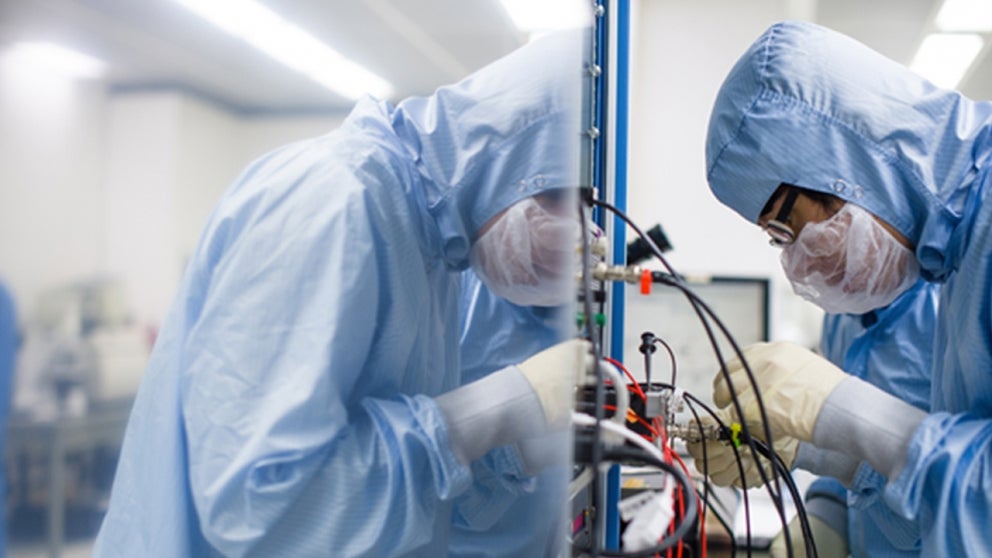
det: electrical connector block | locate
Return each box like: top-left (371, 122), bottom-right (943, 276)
top-left (642, 389), bottom-right (684, 419)
top-left (643, 391), bottom-right (667, 419)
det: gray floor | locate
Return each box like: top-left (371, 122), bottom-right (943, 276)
top-left (9, 539), bottom-right (94, 558)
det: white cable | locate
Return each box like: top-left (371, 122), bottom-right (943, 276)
top-left (572, 411), bottom-right (696, 553)
top-left (572, 411), bottom-right (665, 464)
top-left (598, 359), bottom-right (630, 433)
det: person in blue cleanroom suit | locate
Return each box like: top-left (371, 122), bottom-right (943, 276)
top-left (690, 277), bottom-right (939, 557)
top-left (93, 30), bottom-right (587, 558)
top-left (807, 280), bottom-right (937, 558)
top-left (448, 271), bottom-right (574, 557)
top-left (0, 279), bottom-right (16, 558)
top-left (765, 277), bottom-right (938, 558)
top-left (694, 19), bottom-right (992, 556)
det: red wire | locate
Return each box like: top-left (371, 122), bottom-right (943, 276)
top-left (676, 480), bottom-right (685, 558)
top-left (602, 377), bottom-right (707, 556)
top-left (605, 356), bottom-right (647, 401)
top-left (650, 418), bottom-right (677, 558)
top-left (602, 405), bottom-right (660, 440)
top-left (657, 418), bottom-right (673, 464)
top-left (669, 450), bottom-right (706, 558)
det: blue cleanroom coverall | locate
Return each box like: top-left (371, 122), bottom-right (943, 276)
top-left (448, 271), bottom-right (572, 556)
top-left (814, 278), bottom-right (937, 557)
top-left (706, 20), bottom-right (992, 556)
top-left (0, 280), bottom-right (15, 558)
top-left (94, 31), bottom-right (582, 557)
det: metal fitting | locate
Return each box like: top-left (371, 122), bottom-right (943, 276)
top-left (665, 423), bottom-right (724, 444)
top-left (591, 262), bottom-right (642, 283)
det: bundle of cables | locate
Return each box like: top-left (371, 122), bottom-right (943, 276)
top-left (574, 189), bottom-right (817, 558)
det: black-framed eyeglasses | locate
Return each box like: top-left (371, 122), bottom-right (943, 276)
top-left (764, 189), bottom-right (799, 247)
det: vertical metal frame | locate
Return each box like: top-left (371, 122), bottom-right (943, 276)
top-left (590, 0), bottom-right (631, 551)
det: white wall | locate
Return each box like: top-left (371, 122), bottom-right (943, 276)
top-left (103, 92), bottom-right (186, 330)
top-left (103, 91), bottom-right (345, 329)
top-left (0, 62), bottom-right (344, 338)
top-left (627, 0), bottom-right (825, 348)
top-left (0, 56), bottom-right (108, 318)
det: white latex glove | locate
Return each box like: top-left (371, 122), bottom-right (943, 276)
top-left (713, 342), bottom-right (847, 442)
top-left (686, 414), bottom-right (799, 489)
top-left (769, 514), bottom-right (849, 558)
top-left (436, 338), bottom-right (590, 467)
top-left (518, 338), bottom-right (591, 428)
top-left (515, 430), bottom-right (570, 476)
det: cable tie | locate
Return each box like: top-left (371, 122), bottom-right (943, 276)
top-left (730, 422), bottom-right (743, 448)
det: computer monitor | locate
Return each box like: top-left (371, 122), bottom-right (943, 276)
top-left (622, 275), bottom-right (770, 409)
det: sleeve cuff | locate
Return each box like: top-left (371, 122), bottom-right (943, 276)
top-left (435, 366), bottom-right (545, 464)
top-left (794, 442), bottom-right (860, 486)
top-left (813, 377), bottom-right (925, 481)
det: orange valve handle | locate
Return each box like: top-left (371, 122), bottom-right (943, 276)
top-left (639, 268), bottom-right (652, 295)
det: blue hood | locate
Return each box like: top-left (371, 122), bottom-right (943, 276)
top-left (706, 20), bottom-right (992, 280)
top-left (388, 31), bottom-right (584, 270)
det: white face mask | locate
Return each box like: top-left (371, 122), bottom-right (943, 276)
top-left (470, 197), bottom-right (578, 307)
top-left (781, 203), bottom-right (919, 315)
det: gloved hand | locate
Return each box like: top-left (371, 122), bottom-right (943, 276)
top-left (515, 430), bottom-right (571, 476)
top-left (508, 339), bottom-right (591, 474)
top-left (713, 342), bottom-right (847, 442)
top-left (769, 514), bottom-right (849, 558)
top-left (686, 414), bottom-right (799, 489)
top-left (436, 338), bottom-right (590, 467)
top-left (517, 338), bottom-right (591, 428)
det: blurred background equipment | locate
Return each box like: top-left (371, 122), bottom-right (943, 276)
top-left (7, 278), bottom-right (146, 557)
top-left (14, 278), bottom-right (147, 421)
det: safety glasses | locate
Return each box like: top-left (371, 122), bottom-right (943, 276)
top-left (764, 189), bottom-right (799, 247)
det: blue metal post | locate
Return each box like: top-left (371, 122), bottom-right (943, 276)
top-left (605, 0), bottom-right (631, 551)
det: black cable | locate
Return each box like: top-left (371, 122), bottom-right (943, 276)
top-left (639, 332), bottom-right (677, 388)
top-left (684, 396), bottom-right (735, 558)
top-left (655, 337), bottom-right (677, 387)
top-left (660, 278), bottom-right (777, 498)
top-left (651, 385), bottom-right (814, 558)
top-left (590, 444), bottom-right (700, 558)
top-left (684, 394), bottom-right (753, 558)
top-left (698, 481), bottom-right (737, 558)
top-left (586, 198), bottom-right (809, 556)
top-left (647, 273), bottom-right (796, 558)
top-left (638, 332), bottom-right (656, 388)
top-left (637, 384), bottom-right (753, 557)
top-left (695, 483), bottom-right (736, 555)
top-left (751, 439), bottom-right (818, 558)
top-left (590, 198), bottom-right (785, 509)
top-left (578, 195), bottom-right (607, 557)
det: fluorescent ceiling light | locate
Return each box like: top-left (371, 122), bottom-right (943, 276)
top-left (173, 0), bottom-right (393, 100)
top-left (6, 42), bottom-right (105, 79)
top-left (936, 0), bottom-right (992, 32)
top-left (499, 0), bottom-right (591, 32)
top-left (910, 33), bottom-right (983, 89)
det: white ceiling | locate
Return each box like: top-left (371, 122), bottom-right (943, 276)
top-left (0, 0), bottom-right (989, 115)
top-left (806, 0), bottom-right (992, 100)
top-left (0, 0), bottom-right (529, 114)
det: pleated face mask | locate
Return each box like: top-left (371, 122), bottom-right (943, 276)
top-left (470, 196), bottom-right (578, 307)
top-left (781, 203), bottom-right (919, 314)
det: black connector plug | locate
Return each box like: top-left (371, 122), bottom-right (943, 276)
top-left (638, 332), bottom-right (657, 355)
top-left (626, 224), bottom-right (672, 264)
